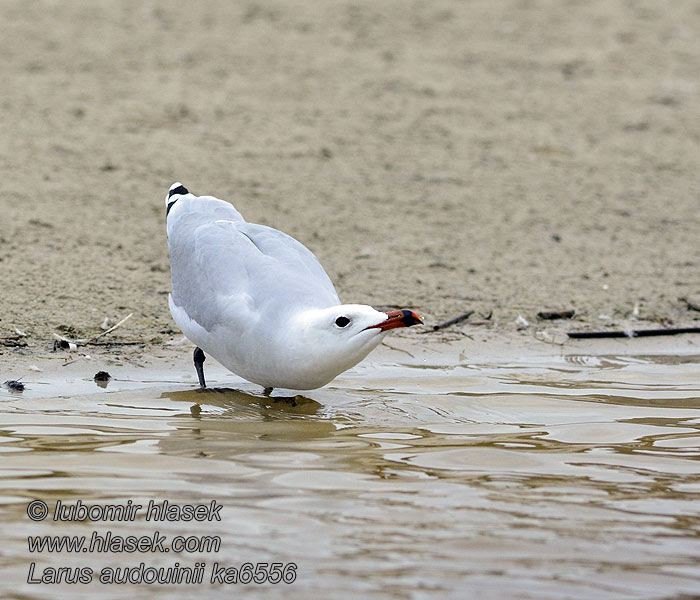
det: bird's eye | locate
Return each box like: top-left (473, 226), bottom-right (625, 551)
top-left (335, 316), bottom-right (351, 328)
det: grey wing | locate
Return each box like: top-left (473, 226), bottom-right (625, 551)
top-left (237, 222), bottom-right (340, 306)
top-left (169, 219), bottom-right (339, 333)
top-left (166, 194), bottom-right (244, 237)
top-left (168, 221), bottom-right (253, 332)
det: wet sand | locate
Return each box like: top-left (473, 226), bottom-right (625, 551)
top-left (2, 333), bottom-right (698, 402)
top-left (1, 0), bottom-right (699, 371)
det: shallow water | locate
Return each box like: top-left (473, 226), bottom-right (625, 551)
top-left (1, 350), bottom-right (699, 599)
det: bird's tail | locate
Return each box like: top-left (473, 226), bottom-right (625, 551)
top-left (165, 182), bottom-right (190, 216)
top-left (164, 182), bottom-right (246, 226)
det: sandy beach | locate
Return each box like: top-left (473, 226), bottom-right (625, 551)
top-left (1, 0), bottom-right (699, 375)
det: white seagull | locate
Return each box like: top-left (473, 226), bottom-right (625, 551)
top-left (165, 183), bottom-right (422, 392)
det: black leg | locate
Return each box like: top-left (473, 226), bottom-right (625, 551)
top-left (264, 387), bottom-right (273, 396)
top-left (193, 347), bottom-right (206, 389)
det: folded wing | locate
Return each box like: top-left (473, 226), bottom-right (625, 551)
top-left (167, 194), bottom-right (340, 334)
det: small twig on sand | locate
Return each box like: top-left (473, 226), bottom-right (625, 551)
top-left (381, 341), bottom-right (415, 358)
top-left (87, 313), bottom-right (133, 343)
top-left (568, 327), bottom-right (700, 339)
top-left (432, 310), bottom-right (475, 331)
top-left (53, 313), bottom-right (135, 350)
top-left (680, 297), bottom-right (700, 313)
top-left (86, 341), bottom-right (145, 347)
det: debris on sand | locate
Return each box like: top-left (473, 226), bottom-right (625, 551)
top-left (535, 331), bottom-right (568, 345)
top-left (1, 335), bottom-right (28, 348)
top-left (432, 310), bottom-right (474, 331)
top-left (52, 313), bottom-right (134, 350)
top-left (93, 371), bottom-right (112, 388)
top-left (680, 297), bottom-right (700, 313)
top-left (515, 314), bottom-right (529, 328)
top-left (3, 380), bottom-right (24, 392)
top-left (53, 334), bottom-right (77, 351)
top-left (537, 309), bottom-right (575, 320)
top-left (568, 327), bottom-right (700, 339)
top-left (89, 313), bottom-right (132, 342)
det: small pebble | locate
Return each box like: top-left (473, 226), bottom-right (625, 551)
top-left (3, 380), bottom-right (24, 392)
top-left (537, 310), bottom-right (575, 320)
top-left (94, 371), bottom-right (111, 382)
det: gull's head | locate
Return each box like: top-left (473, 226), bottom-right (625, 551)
top-left (286, 304), bottom-right (423, 388)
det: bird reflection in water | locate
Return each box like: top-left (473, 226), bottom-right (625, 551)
top-left (162, 387), bottom-right (324, 420)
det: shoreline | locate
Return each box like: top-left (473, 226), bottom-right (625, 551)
top-left (3, 328), bottom-right (698, 401)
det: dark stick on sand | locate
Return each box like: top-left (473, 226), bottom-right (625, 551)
top-left (432, 310), bottom-right (475, 331)
top-left (568, 327), bottom-right (700, 339)
top-left (0, 336), bottom-right (28, 347)
top-left (680, 297), bottom-right (700, 313)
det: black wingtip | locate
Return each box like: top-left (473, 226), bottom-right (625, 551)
top-left (166, 183), bottom-right (189, 217)
top-left (168, 184), bottom-right (189, 199)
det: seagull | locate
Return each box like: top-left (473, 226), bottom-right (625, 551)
top-left (165, 183), bottom-right (422, 392)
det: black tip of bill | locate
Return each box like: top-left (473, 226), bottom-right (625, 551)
top-left (365, 309), bottom-right (423, 332)
top-left (400, 309), bottom-right (423, 327)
